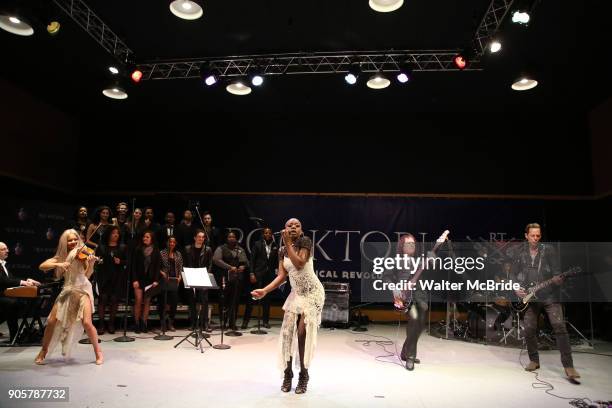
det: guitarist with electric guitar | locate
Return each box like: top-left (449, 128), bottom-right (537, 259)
top-left (392, 230), bottom-right (450, 371)
top-left (512, 223), bottom-right (580, 381)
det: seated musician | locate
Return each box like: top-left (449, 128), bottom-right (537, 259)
top-left (0, 242), bottom-right (40, 343)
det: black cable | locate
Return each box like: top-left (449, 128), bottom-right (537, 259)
top-left (518, 346), bottom-right (593, 407)
top-left (350, 311), bottom-right (406, 368)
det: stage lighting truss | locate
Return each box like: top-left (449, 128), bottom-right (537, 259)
top-left (51, 0), bottom-right (133, 62)
top-left (138, 51), bottom-right (481, 81)
top-left (52, 0), bottom-right (515, 82)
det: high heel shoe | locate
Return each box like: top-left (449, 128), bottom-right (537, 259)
top-left (405, 357), bottom-right (415, 371)
top-left (34, 349), bottom-right (47, 365)
top-left (95, 350), bottom-right (104, 365)
top-left (281, 368), bottom-right (293, 392)
top-left (295, 370), bottom-right (309, 394)
top-left (142, 320), bottom-right (149, 333)
top-left (134, 319), bottom-right (141, 334)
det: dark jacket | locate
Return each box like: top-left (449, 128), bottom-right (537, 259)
top-left (183, 245), bottom-right (213, 271)
top-left (130, 245), bottom-right (161, 287)
top-left (250, 239), bottom-right (278, 283)
top-left (0, 263), bottom-right (21, 293)
top-left (512, 242), bottom-right (560, 302)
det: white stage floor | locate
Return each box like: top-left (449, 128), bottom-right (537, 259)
top-left (1, 322), bottom-right (611, 408)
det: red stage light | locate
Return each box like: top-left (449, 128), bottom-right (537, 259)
top-left (131, 69), bottom-right (143, 83)
top-left (453, 55), bottom-right (467, 70)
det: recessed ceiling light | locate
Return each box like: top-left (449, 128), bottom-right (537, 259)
top-left (511, 77), bottom-right (538, 91)
top-left (0, 14), bottom-right (34, 36)
top-left (226, 80), bottom-right (252, 95)
top-left (369, 0), bottom-right (404, 13)
top-left (170, 0), bottom-right (203, 20)
top-left (366, 73), bottom-right (390, 89)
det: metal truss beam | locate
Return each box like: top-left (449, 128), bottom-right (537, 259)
top-left (138, 51), bottom-right (482, 81)
top-left (472, 0), bottom-right (516, 55)
top-left (52, 0), bottom-right (133, 62)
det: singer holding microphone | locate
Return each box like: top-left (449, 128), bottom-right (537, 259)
top-left (251, 218), bottom-right (324, 395)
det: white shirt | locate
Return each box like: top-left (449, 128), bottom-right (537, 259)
top-left (0, 259), bottom-right (8, 277)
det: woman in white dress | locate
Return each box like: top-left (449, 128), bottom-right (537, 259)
top-left (251, 218), bottom-right (324, 394)
top-left (34, 229), bottom-right (103, 365)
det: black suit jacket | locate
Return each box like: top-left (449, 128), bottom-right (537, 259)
top-left (159, 224), bottom-right (178, 249)
top-left (250, 240), bottom-right (279, 283)
top-left (0, 263), bottom-right (21, 293)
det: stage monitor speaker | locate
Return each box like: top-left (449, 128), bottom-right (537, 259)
top-left (322, 282), bottom-right (349, 326)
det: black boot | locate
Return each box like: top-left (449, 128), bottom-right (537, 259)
top-left (295, 370), bottom-right (309, 394)
top-left (281, 359), bottom-right (293, 392)
top-left (142, 319), bottom-right (149, 333)
top-left (134, 318), bottom-right (141, 334)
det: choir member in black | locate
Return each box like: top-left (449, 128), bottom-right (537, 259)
top-left (176, 209), bottom-right (197, 249)
top-left (213, 231), bottom-right (249, 331)
top-left (159, 236), bottom-right (183, 332)
top-left (183, 230), bottom-right (213, 331)
top-left (159, 211), bottom-right (177, 250)
top-left (0, 242), bottom-right (40, 343)
top-left (94, 226), bottom-right (127, 334)
top-left (86, 206), bottom-right (112, 248)
top-left (126, 208), bottom-right (146, 246)
top-left (143, 207), bottom-right (161, 240)
top-left (392, 234), bottom-right (428, 371)
top-left (130, 231), bottom-right (161, 333)
top-left (73, 206), bottom-right (91, 241)
top-left (114, 202), bottom-right (130, 244)
top-left (242, 227), bottom-right (278, 329)
top-left (202, 211), bottom-right (222, 250)
top-left (513, 223), bottom-right (580, 380)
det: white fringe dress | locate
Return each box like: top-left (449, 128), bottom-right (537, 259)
top-left (278, 237), bottom-right (325, 371)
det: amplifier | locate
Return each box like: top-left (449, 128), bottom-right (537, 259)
top-left (322, 281), bottom-right (350, 325)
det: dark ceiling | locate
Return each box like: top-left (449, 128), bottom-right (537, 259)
top-left (1, 0), bottom-right (610, 116)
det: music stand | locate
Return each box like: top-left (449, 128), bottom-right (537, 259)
top-left (174, 268), bottom-right (217, 353)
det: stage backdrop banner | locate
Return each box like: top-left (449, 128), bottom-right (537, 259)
top-left (187, 194), bottom-right (547, 300)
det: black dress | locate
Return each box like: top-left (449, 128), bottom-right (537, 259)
top-left (95, 244), bottom-right (127, 299)
top-left (130, 245), bottom-right (161, 291)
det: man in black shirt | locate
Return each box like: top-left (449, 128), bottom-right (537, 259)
top-left (159, 211), bottom-right (177, 249)
top-left (513, 223), bottom-right (579, 380)
top-left (176, 209), bottom-right (197, 249)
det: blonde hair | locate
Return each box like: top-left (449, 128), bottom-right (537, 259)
top-left (525, 223), bottom-right (541, 233)
top-left (54, 229), bottom-right (82, 260)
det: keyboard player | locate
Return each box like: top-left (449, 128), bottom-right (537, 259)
top-left (0, 242), bottom-right (40, 343)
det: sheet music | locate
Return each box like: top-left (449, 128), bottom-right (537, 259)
top-left (182, 267), bottom-right (213, 288)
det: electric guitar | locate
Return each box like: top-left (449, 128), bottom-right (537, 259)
top-left (516, 266), bottom-right (581, 312)
top-left (394, 230), bottom-right (450, 313)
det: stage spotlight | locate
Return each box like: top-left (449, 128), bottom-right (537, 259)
top-left (453, 53), bottom-right (468, 70)
top-left (344, 66), bottom-right (360, 85)
top-left (103, 83), bottom-right (128, 100)
top-left (511, 76), bottom-right (538, 91)
top-left (396, 64), bottom-right (412, 84)
top-left (46, 20), bottom-right (60, 35)
top-left (226, 79), bottom-right (252, 95)
top-left (369, 0), bottom-right (404, 13)
top-left (170, 0), bottom-right (203, 20)
top-left (200, 65), bottom-right (218, 86)
top-left (489, 40), bottom-right (502, 53)
top-left (249, 69), bottom-right (264, 87)
top-left (108, 66), bottom-right (119, 75)
top-left (0, 14), bottom-right (34, 36)
top-left (512, 10), bottom-right (530, 24)
top-left (366, 73), bottom-right (390, 89)
top-left (130, 69), bottom-right (143, 83)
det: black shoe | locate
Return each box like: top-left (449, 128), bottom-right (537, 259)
top-left (405, 357), bottom-right (415, 371)
top-left (142, 320), bottom-right (148, 333)
top-left (134, 320), bottom-right (141, 334)
top-left (414, 358), bottom-right (420, 364)
top-left (230, 325), bottom-right (239, 331)
top-left (281, 368), bottom-right (293, 392)
top-left (240, 323), bottom-right (248, 330)
top-left (295, 370), bottom-right (309, 394)
top-left (263, 323), bottom-right (271, 329)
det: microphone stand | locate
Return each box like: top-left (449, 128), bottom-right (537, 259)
top-left (213, 275), bottom-right (231, 350)
top-left (115, 197), bottom-right (136, 343)
top-left (154, 273), bottom-right (172, 341)
top-left (250, 296), bottom-right (267, 335)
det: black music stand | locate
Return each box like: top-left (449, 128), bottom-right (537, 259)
top-left (174, 268), bottom-right (217, 353)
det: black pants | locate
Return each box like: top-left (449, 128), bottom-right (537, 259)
top-left (523, 302), bottom-right (573, 368)
top-left (401, 300), bottom-right (428, 360)
top-left (159, 288), bottom-right (179, 320)
top-left (223, 278), bottom-right (241, 329)
top-left (0, 296), bottom-right (21, 341)
top-left (186, 288), bottom-right (209, 329)
top-left (243, 282), bottom-right (270, 326)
